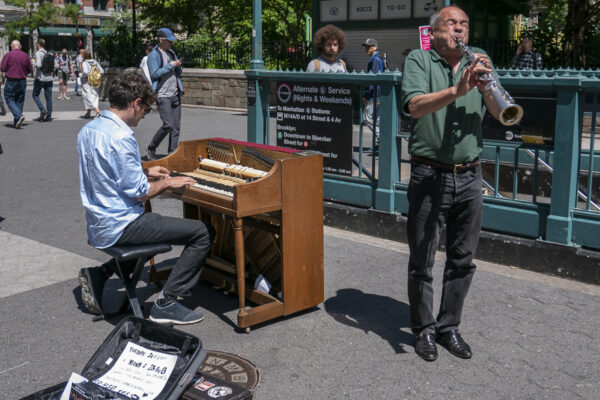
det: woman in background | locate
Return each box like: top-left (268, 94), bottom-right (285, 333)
top-left (79, 50), bottom-right (104, 119)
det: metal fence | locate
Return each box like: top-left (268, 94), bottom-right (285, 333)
top-left (97, 40), bottom-right (311, 70)
top-left (246, 68), bottom-right (600, 251)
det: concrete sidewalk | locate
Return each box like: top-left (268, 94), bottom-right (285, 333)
top-left (1, 99), bottom-right (599, 399)
top-left (1, 219), bottom-right (599, 399)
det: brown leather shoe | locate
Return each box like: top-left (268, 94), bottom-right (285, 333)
top-left (437, 330), bottom-right (472, 359)
top-left (415, 332), bottom-right (438, 361)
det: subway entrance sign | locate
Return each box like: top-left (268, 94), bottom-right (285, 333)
top-left (276, 82), bottom-right (353, 175)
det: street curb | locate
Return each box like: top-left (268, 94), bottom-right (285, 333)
top-left (324, 201), bottom-right (600, 285)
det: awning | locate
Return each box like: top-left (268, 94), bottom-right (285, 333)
top-left (92, 28), bottom-right (112, 38)
top-left (39, 27), bottom-right (88, 37)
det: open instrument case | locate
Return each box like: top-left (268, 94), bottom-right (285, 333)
top-left (21, 317), bottom-right (206, 400)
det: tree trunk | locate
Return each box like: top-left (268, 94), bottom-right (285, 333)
top-left (565, 0), bottom-right (589, 67)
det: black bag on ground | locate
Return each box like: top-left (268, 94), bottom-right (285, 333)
top-left (21, 317), bottom-right (207, 400)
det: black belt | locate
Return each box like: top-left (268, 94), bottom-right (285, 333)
top-left (6, 77), bottom-right (26, 81)
top-left (411, 155), bottom-right (480, 173)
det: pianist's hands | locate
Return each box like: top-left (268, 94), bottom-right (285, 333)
top-left (168, 176), bottom-right (196, 188)
top-left (145, 166), bottom-right (170, 180)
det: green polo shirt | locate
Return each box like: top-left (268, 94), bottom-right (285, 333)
top-left (401, 48), bottom-right (487, 165)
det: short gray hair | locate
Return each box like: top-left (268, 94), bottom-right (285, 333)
top-left (429, 6), bottom-right (468, 30)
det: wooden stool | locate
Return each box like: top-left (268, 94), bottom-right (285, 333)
top-left (95, 243), bottom-right (172, 321)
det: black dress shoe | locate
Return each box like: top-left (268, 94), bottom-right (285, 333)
top-left (437, 330), bottom-right (472, 359)
top-left (415, 332), bottom-right (438, 361)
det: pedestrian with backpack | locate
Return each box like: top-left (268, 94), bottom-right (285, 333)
top-left (361, 38), bottom-right (384, 104)
top-left (306, 25), bottom-right (347, 73)
top-left (80, 50), bottom-right (104, 119)
top-left (145, 27), bottom-right (184, 160)
top-left (32, 39), bottom-right (54, 122)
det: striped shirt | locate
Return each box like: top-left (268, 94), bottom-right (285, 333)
top-left (512, 51), bottom-right (543, 70)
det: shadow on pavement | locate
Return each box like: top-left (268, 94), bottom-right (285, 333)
top-left (324, 288), bottom-right (413, 354)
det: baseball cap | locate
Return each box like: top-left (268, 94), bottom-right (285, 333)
top-left (157, 27), bottom-right (176, 42)
top-left (361, 38), bottom-right (378, 47)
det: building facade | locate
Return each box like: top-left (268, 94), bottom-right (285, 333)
top-left (312, 0), bottom-right (526, 70)
top-left (0, 0), bottom-right (119, 58)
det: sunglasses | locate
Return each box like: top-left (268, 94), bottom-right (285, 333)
top-left (140, 99), bottom-right (153, 115)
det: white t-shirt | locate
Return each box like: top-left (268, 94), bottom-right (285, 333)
top-left (306, 56), bottom-right (346, 73)
top-left (139, 56), bottom-right (151, 83)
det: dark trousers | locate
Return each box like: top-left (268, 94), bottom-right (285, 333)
top-left (32, 80), bottom-right (53, 117)
top-left (148, 95), bottom-right (181, 153)
top-left (74, 71), bottom-right (79, 93)
top-left (406, 161), bottom-right (482, 335)
top-left (104, 212), bottom-right (215, 299)
top-left (4, 78), bottom-right (26, 124)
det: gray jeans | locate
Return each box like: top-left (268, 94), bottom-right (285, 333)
top-left (148, 95), bottom-right (181, 153)
top-left (106, 212), bottom-right (215, 299)
top-left (406, 161), bottom-right (482, 335)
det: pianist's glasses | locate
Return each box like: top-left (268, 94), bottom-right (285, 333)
top-left (140, 99), bottom-right (153, 116)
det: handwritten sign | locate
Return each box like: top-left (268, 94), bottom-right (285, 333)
top-left (93, 342), bottom-right (178, 400)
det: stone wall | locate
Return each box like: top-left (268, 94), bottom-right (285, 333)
top-left (99, 67), bottom-right (248, 109)
top-left (181, 69), bottom-right (247, 109)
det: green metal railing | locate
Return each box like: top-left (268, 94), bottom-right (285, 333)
top-left (245, 68), bottom-right (600, 250)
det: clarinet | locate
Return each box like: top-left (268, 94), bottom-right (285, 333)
top-left (455, 38), bottom-right (523, 126)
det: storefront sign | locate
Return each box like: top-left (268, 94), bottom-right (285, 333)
top-left (276, 82), bottom-right (353, 175)
top-left (413, 0), bottom-right (439, 18)
top-left (419, 25), bottom-right (431, 50)
top-left (380, 0), bottom-right (411, 19)
top-left (320, 0), bottom-right (348, 22)
top-left (349, 0), bottom-right (378, 21)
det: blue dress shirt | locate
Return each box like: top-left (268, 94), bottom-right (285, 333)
top-left (77, 110), bottom-right (150, 248)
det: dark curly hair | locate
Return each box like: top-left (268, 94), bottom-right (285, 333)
top-left (108, 72), bottom-right (156, 110)
top-left (313, 24), bottom-right (347, 54)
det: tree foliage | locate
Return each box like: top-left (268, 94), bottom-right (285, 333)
top-left (529, 0), bottom-right (600, 68)
top-left (4, 0), bottom-right (59, 52)
top-left (136, 0), bottom-right (311, 68)
top-left (96, 3), bottom-right (138, 66)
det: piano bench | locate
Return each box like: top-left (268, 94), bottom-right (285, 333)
top-left (94, 243), bottom-right (172, 321)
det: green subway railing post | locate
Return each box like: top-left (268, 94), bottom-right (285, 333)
top-left (375, 77), bottom-right (400, 212)
top-left (247, 0), bottom-right (266, 144)
top-left (545, 85), bottom-right (580, 245)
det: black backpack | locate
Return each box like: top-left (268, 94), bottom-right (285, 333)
top-left (40, 51), bottom-right (55, 74)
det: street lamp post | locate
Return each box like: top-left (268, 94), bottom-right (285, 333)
top-left (132, 0), bottom-right (137, 64)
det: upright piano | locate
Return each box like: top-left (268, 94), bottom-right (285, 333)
top-left (143, 138), bottom-right (324, 331)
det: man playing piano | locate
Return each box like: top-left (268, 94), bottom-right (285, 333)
top-left (76, 72), bottom-right (215, 325)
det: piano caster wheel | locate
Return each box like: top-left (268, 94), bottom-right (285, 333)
top-left (244, 327), bottom-right (251, 334)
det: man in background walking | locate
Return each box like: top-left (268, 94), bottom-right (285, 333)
top-left (146, 27), bottom-right (184, 160)
top-left (74, 48), bottom-right (85, 96)
top-left (32, 39), bottom-right (54, 122)
top-left (0, 40), bottom-right (32, 128)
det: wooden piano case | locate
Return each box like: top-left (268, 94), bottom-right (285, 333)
top-left (143, 138), bottom-right (324, 331)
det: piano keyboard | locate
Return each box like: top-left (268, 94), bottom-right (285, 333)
top-left (171, 171), bottom-right (238, 198)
